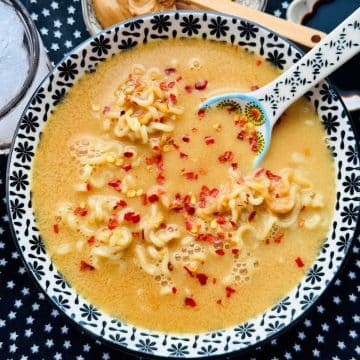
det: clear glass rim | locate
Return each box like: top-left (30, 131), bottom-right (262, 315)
top-left (0, 0), bottom-right (40, 118)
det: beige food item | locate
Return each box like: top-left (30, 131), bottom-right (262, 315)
top-left (93, 0), bottom-right (176, 28)
top-left (32, 39), bottom-right (335, 333)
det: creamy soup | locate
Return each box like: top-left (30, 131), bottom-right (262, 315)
top-left (32, 38), bottom-right (335, 333)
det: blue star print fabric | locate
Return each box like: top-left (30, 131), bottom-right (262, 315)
top-left (0, 1), bottom-right (359, 359)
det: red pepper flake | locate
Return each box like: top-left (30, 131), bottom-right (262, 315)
top-left (102, 105), bottom-right (110, 114)
top-left (231, 162), bottom-right (238, 170)
top-left (80, 260), bottom-right (95, 271)
top-left (53, 224), bottom-right (59, 234)
top-left (183, 266), bottom-right (194, 277)
top-left (123, 151), bottom-right (134, 158)
top-left (192, 127), bottom-right (198, 132)
top-left (168, 262), bottom-right (174, 271)
top-left (255, 168), bottom-right (265, 177)
top-left (232, 248), bottom-right (239, 255)
top-left (185, 297), bottom-right (197, 307)
top-left (184, 85), bottom-right (192, 93)
top-left (194, 80), bottom-right (208, 90)
top-left (226, 286), bottom-right (236, 298)
top-left (216, 216), bottom-right (226, 225)
top-left (197, 109), bottom-right (205, 118)
top-left (196, 273), bottom-right (208, 285)
top-left (295, 257), bottom-right (304, 268)
top-left (250, 85), bottom-right (259, 91)
top-left (139, 194), bottom-right (147, 206)
top-left (185, 218), bottom-right (193, 231)
top-left (184, 172), bottom-right (198, 180)
top-left (87, 236), bottom-right (96, 245)
top-left (169, 93), bottom-right (177, 104)
top-left (204, 136), bottom-right (215, 145)
top-left (156, 173), bottom-right (165, 185)
top-left (266, 170), bottom-right (282, 181)
top-left (124, 212), bottom-right (141, 224)
top-left (216, 299), bottom-right (222, 305)
top-left (114, 199), bottom-right (127, 210)
top-left (237, 130), bottom-right (247, 141)
top-left (180, 152), bottom-right (188, 159)
top-left (86, 183), bottom-right (92, 191)
top-left (176, 75), bottom-right (182, 82)
top-left (213, 278), bottom-right (217, 284)
top-left (74, 207), bottom-right (88, 217)
top-left (274, 233), bottom-right (284, 244)
top-left (168, 81), bottom-right (176, 89)
top-left (184, 203), bottom-right (195, 215)
top-left (108, 214), bottom-right (119, 230)
top-left (172, 286), bottom-right (177, 294)
top-left (196, 233), bottom-right (217, 244)
top-left (122, 164), bottom-right (132, 172)
top-left (148, 194), bottom-right (159, 203)
top-left (160, 81), bottom-right (168, 90)
top-left (256, 59), bottom-right (262, 66)
top-left (218, 151), bottom-right (234, 163)
top-left (265, 238), bottom-right (270, 245)
top-left (248, 211), bottom-right (256, 222)
top-left (108, 179), bottom-right (122, 191)
top-left (165, 67), bottom-right (176, 75)
top-left (210, 188), bottom-right (219, 197)
top-left (215, 249), bottom-right (225, 256)
top-left (132, 232), bottom-right (140, 238)
top-left (182, 134), bottom-right (190, 143)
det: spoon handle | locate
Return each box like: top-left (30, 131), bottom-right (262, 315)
top-left (257, 7), bottom-right (360, 126)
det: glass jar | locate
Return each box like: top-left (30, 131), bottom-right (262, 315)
top-left (0, 0), bottom-right (51, 154)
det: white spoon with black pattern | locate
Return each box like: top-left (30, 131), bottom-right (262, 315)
top-left (199, 8), bottom-right (360, 167)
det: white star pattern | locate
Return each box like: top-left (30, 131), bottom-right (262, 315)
top-left (9, 343), bottom-right (18, 353)
top-left (25, 328), bottom-right (33, 338)
top-left (349, 329), bottom-right (357, 339)
top-left (337, 341), bottom-right (346, 350)
top-left (30, 344), bottom-right (39, 354)
top-left (63, 340), bottom-right (71, 349)
top-left (51, 1), bottom-right (59, 10)
top-left (42, 8), bottom-right (50, 17)
top-left (54, 30), bottom-right (62, 38)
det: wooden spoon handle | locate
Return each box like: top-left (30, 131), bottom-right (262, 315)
top-left (186, 0), bottom-right (326, 48)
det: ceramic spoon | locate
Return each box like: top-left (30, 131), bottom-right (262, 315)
top-left (200, 8), bottom-right (360, 167)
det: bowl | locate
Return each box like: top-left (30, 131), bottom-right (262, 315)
top-left (6, 10), bottom-right (360, 358)
top-left (81, 0), bottom-right (268, 35)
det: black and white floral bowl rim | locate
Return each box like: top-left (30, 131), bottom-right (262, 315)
top-left (6, 10), bottom-right (360, 359)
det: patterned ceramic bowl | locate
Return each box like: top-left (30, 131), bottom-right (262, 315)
top-left (6, 11), bottom-right (360, 359)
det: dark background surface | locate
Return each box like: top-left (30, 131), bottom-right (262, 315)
top-left (0, 1), bottom-right (359, 359)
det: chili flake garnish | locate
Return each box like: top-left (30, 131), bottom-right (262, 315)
top-left (53, 224), bottom-right (59, 234)
top-left (182, 134), bottom-right (190, 143)
top-left (164, 67), bottom-right (176, 75)
top-left (148, 194), bottom-right (159, 203)
top-left (172, 287), bottom-right (177, 294)
top-left (184, 203), bottom-right (195, 215)
top-left (210, 188), bottom-right (219, 197)
top-left (87, 236), bottom-right (95, 245)
top-left (124, 211), bottom-right (141, 224)
top-left (218, 151), bottom-right (234, 163)
top-left (184, 171), bottom-right (198, 180)
top-left (274, 233), bottom-right (284, 244)
top-left (86, 183), bottom-right (92, 191)
top-left (168, 262), bottom-right (174, 271)
top-left (74, 207), bottom-right (88, 217)
top-left (122, 164), bottom-right (132, 172)
top-left (108, 214), bottom-right (119, 230)
top-left (80, 261), bottom-right (95, 271)
top-left (180, 152), bottom-right (188, 159)
top-left (216, 216), bottom-right (226, 225)
top-left (184, 85), bottom-right (192, 93)
top-left (256, 59), bottom-right (262, 66)
top-left (196, 273), bottom-right (208, 285)
top-left (108, 179), bottom-right (122, 191)
top-left (123, 151), bottom-right (134, 158)
top-left (183, 266), bottom-right (194, 277)
top-left (255, 168), bottom-right (265, 177)
top-left (215, 249), bottom-right (225, 256)
top-left (197, 108), bottom-right (205, 118)
top-left (204, 136), bottom-right (215, 145)
top-left (231, 162), bottom-right (238, 170)
top-left (216, 299), bottom-right (222, 305)
top-left (295, 257), bottom-right (305, 268)
top-left (156, 173), bottom-right (165, 185)
top-left (232, 248), bottom-right (239, 255)
top-left (114, 199), bottom-right (127, 210)
top-left (250, 85), bottom-right (259, 91)
top-left (266, 170), bottom-right (281, 181)
top-left (185, 297), bottom-right (197, 307)
top-left (194, 80), bottom-right (208, 90)
top-left (169, 93), bottom-right (177, 104)
top-left (226, 286), bottom-right (236, 298)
